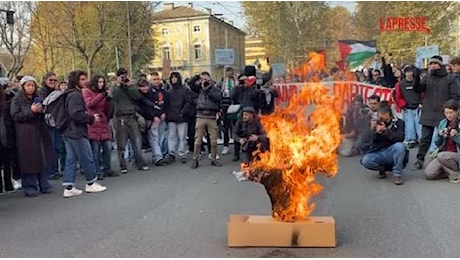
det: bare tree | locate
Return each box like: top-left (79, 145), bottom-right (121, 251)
top-left (51, 2), bottom-right (108, 77)
top-left (0, 1), bottom-right (33, 79)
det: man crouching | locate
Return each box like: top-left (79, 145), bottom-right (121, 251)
top-left (232, 106), bottom-right (269, 164)
top-left (360, 104), bottom-right (408, 185)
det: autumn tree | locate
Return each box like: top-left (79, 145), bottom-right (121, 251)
top-left (324, 6), bottom-right (354, 67)
top-left (24, 1), bottom-right (158, 78)
top-left (243, 1), bottom-right (328, 68)
top-left (0, 1), bottom-right (33, 79)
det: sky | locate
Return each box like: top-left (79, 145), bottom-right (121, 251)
top-left (155, 1), bottom-right (358, 31)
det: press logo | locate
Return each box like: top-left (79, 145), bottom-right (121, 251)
top-left (379, 17), bottom-right (430, 33)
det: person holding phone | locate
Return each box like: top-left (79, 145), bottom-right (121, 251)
top-left (10, 76), bottom-right (54, 197)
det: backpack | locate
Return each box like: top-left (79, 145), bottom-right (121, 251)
top-left (42, 90), bottom-right (70, 131)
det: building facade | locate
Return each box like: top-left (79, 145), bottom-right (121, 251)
top-left (150, 3), bottom-right (246, 81)
top-left (245, 36), bottom-right (270, 72)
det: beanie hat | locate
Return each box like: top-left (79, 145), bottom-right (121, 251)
top-left (19, 75), bottom-right (37, 86)
top-left (242, 106), bottom-right (256, 114)
top-left (429, 55), bottom-right (443, 66)
top-left (403, 65), bottom-right (415, 73)
top-left (0, 77), bottom-right (10, 87)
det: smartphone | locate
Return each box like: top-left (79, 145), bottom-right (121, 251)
top-left (34, 97), bottom-right (42, 104)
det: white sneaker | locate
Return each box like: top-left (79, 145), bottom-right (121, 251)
top-left (13, 180), bottom-right (21, 190)
top-left (85, 182), bottom-right (107, 193)
top-left (222, 146), bottom-right (229, 155)
top-left (64, 187), bottom-right (83, 198)
top-left (208, 154), bottom-right (221, 160)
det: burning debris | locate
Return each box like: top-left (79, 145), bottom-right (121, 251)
top-left (233, 82), bottom-right (345, 222)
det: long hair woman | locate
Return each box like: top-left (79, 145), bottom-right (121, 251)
top-left (82, 74), bottom-right (117, 180)
top-left (61, 70), bottom-right (107, 198)
top-left (10, 76), bottom-right (54, 197)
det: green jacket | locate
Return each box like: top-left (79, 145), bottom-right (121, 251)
top-left (112, 85), bottom-right (142, 117)
top-left (434, 118), bottom-right (460, 168)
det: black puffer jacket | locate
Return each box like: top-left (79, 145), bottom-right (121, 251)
top-left (415, 67), bottom-right (460, 127)
top-left (164, 83), bottom-right (190, 123)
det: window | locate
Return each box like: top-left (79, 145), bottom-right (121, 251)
top-left (194, 44), bottom-right (202, 60)
top-left (161, 28), bottom-right (169, 35)
top-left (176, 42), bottom-right (182, 59)
top-left (162, 46), bottom-right (170, 60)
top-left (176, 26), bottom-right (181, 33)
top-left (193, 25), bottom-right (201, 32)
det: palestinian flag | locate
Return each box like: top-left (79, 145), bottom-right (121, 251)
top-left (338, 40), bottom-right (377, 69)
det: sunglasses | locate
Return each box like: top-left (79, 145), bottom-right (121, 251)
top-left (48, 79), bottom-right (58, 82)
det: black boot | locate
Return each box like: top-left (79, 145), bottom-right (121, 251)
top-left (233, 142), bottom-right (240, 161)
top-left (191, 160), bottom-right (199, 169)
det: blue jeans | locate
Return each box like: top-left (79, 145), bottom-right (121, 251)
top-left (360, 142), bottom-right (407, 176)
top-left (62, 137), bottom-right (97, 186)
top-left (22, 172), bottom-right (51, 196)
top-left (429, 126), bottom-right (438, 152)
top-left (403, 108), bottom-right (422, 143)
top-left (147, 120), bottom-right (167, 162)
top-left (90, 140), bottom-right (113, 174)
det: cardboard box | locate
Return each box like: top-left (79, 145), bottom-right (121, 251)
top-left (227, 215), bottom-right (336, 248)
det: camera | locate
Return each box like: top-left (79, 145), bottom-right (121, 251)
top-left (202, 81), bottom-right (210, 88)
top-left (238, 79), bottom-right (245, 85)
top-left (440, 127), bottom-right (451, 137)
top-left (120, 76), bottom-right (130, 84)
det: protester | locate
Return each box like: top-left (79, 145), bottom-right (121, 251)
top-left (424, 99), bottom-right (460, 183)
top-left (164, 72), bottom-right (190, 164)
top-left (219, 66), bottom-right (237, 155)
top-left (394, 65), bottom-right (422, 148)
top-left (10, 76), bottom-right (54, 197)
top-left (112, 67), bottom-right (149, 173)
top-left (412, 55), bottom-right (460, 170)
top-left (189, 72), bottom-right (222, 169)
top-left (83, 74), bottom-right (118, 180)
top-left (0, 78), bottom-right (15, 194)
top-left (61, 70), bottom-right (107, 198)
top-left (360, 104), bottom-right (408, 185)
top-left (232, 106), bottom-right (269, 164)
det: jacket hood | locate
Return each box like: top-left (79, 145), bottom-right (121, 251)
top-left (170, 72), bottom-right (183, 88)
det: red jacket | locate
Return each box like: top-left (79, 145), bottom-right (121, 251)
top-left (82, 88), bottom-right (112, 141)
top-left (394, 82), bottom-right (406, 110)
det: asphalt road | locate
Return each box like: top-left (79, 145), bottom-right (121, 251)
top-left (1, 147), bottom-right (459, 258)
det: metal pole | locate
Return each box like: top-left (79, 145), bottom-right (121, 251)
top-left (115, 46), bottom-right (120, 70)
top-left (424, 34), bottom-right (428, 68)
top-left (126, 2), bottom-right (133, 77)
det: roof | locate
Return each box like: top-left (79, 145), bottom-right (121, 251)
top-left (152, 6), bottom-right (208, 21)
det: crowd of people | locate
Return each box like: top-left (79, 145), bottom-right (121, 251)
top-left (0, 65), bottom-right (279, 198)
top-left (340, 55), bottom-right (460, 185)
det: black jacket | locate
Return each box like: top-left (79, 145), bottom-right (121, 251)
top-left (63, 88), bottom-right (95, 139)
top-left (367, 118), bottom-right (405, 153)
top-left (137, 89), bottom-right (163, 121)
top-left (399, 79), bottom-right (421, 109)
top-left (164, 84), bottom-right (191, 123)
top-left (414, 67), bottom-right (460, 127)
top-left (232, 118), bottom-right (267, 143)
top-left (189, 76), bottom-right (221, 118)
top-left (231, 86), bottom-right (259, 109)
top-left (37, 85), bottom-right (55, 102)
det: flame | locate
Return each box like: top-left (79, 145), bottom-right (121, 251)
top-left (292, 52), bottom-right (326, 82)
top-left (240, 54), bottom-right (345, 222)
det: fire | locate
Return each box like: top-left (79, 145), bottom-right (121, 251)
top-left (236, 53), bottom-right (345, 222)
top-left (292, 51), bottom-right (326, 82)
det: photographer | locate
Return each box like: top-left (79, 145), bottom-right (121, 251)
top-left (424, 99), bottom-right (460, 183)
top-left (189, 72), bottom-right (222, 169)
top-left (232, 106), bottom-right (268, 164)
top-left (112, 67), bottom-right (149, 174)
top-left (360, 104), bottom-right (408, 185)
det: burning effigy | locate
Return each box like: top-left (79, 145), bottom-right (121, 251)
top-left (233, 53), bottom-right (345, 223)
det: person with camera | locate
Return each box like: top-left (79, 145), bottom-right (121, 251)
top-left (189, 72), bottom-right (222, 169)
top-left (360, 104), bottom-right (408, 185)
top-left (82, 74), bottom-right (118, 180)
top-left (394, 65), bottom-right (422, 148)
top-left (10, 76), bottom-right (54, 196)
top-left (424, 99), bottom-right (460, 183)
top-left (232, 106), bottom-right (268, 164)
top-left (112, 67), bottom-right (149, 174)
top-left (412, 55), bottom-right (460, 170)
top-left (229, 75), bottom-right (259, 161)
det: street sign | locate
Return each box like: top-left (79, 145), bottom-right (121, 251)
top-left (415, 45), bottom-right (439, 60)
top-left (441, 55), bottom-right (450, 65)
top-left (215, 49), bottom-right (235, 65)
